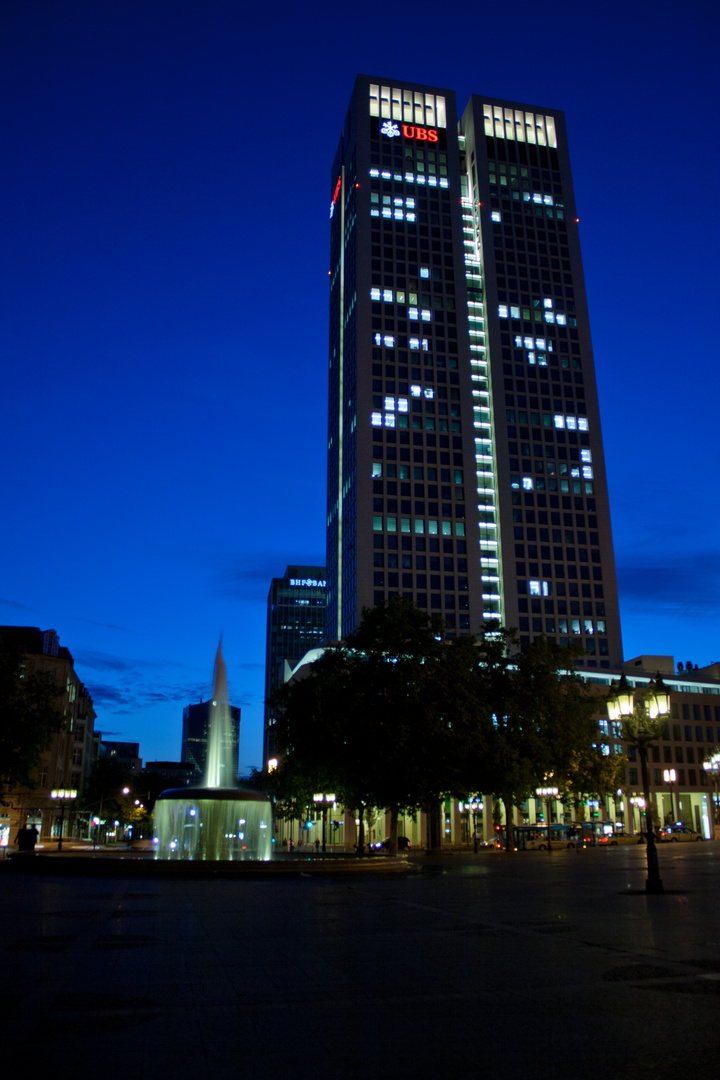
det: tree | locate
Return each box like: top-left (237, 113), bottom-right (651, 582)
top-left (80, 758), bottom-right (135, 816)
top-left (271, 598), bottom-right (481, 854)
top-left (564, 744), bottom-right (626, 820)
top-left (272, 608), bottom-right (604, 855)
top-left (78, 758), bottom-right (140, 841)
top-left (467, 635), bottom-right (602, 850)
top-left (0, 641), bottom-right (64, 796)
top-left (269, 644), bottom-right (358, 811)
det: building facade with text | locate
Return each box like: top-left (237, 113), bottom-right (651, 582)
top-left (326, 76), bottom-right (622, 665)
top-left (263, 566), bottom-right (327, 767)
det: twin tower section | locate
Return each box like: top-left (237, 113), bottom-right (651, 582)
top-left (326, 74), bottom-right (622, 666)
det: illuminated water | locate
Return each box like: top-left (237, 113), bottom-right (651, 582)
top-left (205, 640), bottom-right (233, 788)
top-left (153, 787), bottom-right (272, 860)
top-left (154, 641), bottom-right (272, 861)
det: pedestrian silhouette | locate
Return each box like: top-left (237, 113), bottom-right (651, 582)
top-left (15, 826), bottom-right (37, 852)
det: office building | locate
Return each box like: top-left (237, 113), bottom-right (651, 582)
top-left (181, 699), bottom-right (240, 785)
top-left (144, 760), bottom-right (197, 787)
top-left (326, 76), bottom-right (622, 665)
top-left (100, 740), bottom-right (142, 774)
top-left (264, 566), bottom-right (327, 765)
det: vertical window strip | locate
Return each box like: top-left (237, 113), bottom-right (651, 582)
top-left (369, 86), bottom-right (446, 129)
top-left (483, 103), bottom-right (557, 148)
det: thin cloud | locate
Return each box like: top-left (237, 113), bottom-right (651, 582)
top-left (213, 552), bottom-right (325, 600)
top-left (617, 549), bottom-right (720, 615)
top-left (84, 682), bottom-right (131, 707)
top-left (69, 616), bottom-right (136, 633)
top-left (74, 649), bottom-right (195, 674)
top-left (74, 651), bottom-right (139, 673)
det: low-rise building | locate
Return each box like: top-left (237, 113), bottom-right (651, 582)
top-left (144, 760), bottom-right (198, 786)
top-left (271, 647), bottom-right (720, 850)
top-left (100, 740), bottom-right (142, 774)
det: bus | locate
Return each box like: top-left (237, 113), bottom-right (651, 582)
top-left (511, 823), bottom-right (591, 850)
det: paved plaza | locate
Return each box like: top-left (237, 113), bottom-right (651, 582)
top-left (2, 843), bottom-right (719, 1080)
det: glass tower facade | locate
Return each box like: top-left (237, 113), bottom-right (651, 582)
top-left (181, 700), bottom-right (240, 784)
top-left (263, 566), bottom-right (327, 763)
top-left (327, 76), bottom-right (622, 666)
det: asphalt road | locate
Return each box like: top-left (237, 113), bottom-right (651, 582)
top-left (2, 843), bottom-right (719, 1080)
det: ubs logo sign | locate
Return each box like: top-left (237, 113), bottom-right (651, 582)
top-left (379, 119), bottom-right (441, 144)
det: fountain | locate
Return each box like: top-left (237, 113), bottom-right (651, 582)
top-left (153, 641), bottom-right (272, 861)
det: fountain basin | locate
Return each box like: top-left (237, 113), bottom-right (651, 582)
top-left (153, 787), bottom-right (272, 861)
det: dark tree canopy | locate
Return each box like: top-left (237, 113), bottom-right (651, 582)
top-left (271, 599), bottom-right (482, 851)
top-left (270, 600), bottom-right (605, 853)
top-left (80, 758), bottom-right (135, 815)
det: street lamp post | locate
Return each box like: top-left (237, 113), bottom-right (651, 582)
top-left (50, 789), bottom-right (77, 851)
top-left (703, 753), bottom-right (719, 828)
top-left (663, 768), bottom-right (677, 822)
top-left (630, 795), bottom-right (645, 835)
top-left (536, 786), bottom-right (559, 852)
top-left (466, 798), bottom-right (482, 853)
top-left (608, 673), bottom-right (670, 895)
top-left (313, 793), bottom-right (335, 853)
top-left (615, 789), bottom-right (625, 832)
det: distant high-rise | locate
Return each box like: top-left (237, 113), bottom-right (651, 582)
top-left (326, 76), bottom-right (622, 665)
top-left (263, 566), bottom-right (327, 765)
top-left (181, 699), bottom-right (240, 784)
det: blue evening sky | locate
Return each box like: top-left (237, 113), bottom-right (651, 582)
top-left (2, 0), bottom-right (718, 773)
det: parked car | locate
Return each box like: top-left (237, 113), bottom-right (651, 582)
top-left (659, 824), bottom-right (704, 842)
top-left (380, 836), bottom-right (411, 851)
top-left (596, 832), bottom-right (643, 846)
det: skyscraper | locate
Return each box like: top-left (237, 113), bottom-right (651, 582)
top-left (263, 566), bottom-right (327, 764)
top-left (181, 699), bottom-right (240, 784)
top-left (327, 76), bottom-right (622, 666)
